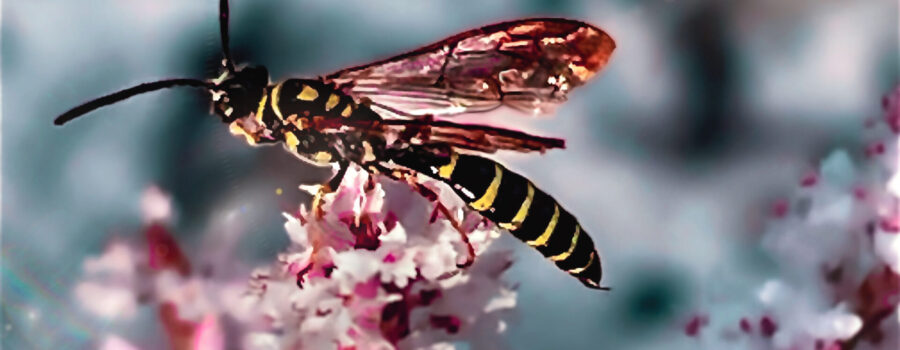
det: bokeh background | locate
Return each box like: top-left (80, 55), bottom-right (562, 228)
top-left (2, 0), bottom-right (897, 349)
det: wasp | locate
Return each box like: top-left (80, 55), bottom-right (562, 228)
top-left (55, 0), bottom-right (615, 290)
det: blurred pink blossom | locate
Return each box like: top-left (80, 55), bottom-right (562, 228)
top-left (687, 86), bottom-right (900, 350)
top-left (75, 166), bottom-right (515, 349)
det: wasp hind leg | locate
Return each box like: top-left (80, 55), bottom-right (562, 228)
top-left (368, 162), bottom-right (476, 268)
top-left (417, 180), bottom-right (476, 269)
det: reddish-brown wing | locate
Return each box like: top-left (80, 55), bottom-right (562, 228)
top-left (326, 18), bottom-right (615, 118)
top-left (380, 119), bottom-right (565, 153)
top-left (322, 118), bottom-right (565, 154)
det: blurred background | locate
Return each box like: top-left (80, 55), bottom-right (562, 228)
top-left (2, 0), bottom-right (897, 349)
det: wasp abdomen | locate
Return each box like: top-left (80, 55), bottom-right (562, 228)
top-left (392, 150), bottom-right (604, 289)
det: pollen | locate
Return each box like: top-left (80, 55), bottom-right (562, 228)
top-left (341, 105), bottom-right (353, 118)
top-left (297, 85), bottom-right (319, 101)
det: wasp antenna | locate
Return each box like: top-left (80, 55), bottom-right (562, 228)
top-left (219, 0), bottom-right (236, 73)
top-left (54, 78), bottom-right (213, 125)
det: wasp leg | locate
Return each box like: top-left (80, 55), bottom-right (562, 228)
top-left (311, 160), bottom-right (350, 219)
top-left (368, 162), bottom-right (475, 268)
top-left (422, 184), bottom-right (476, 269)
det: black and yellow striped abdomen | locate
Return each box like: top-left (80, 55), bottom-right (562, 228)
top-left (391, 150), bottom-right (605, 289)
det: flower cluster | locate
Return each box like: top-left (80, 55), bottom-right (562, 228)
top-left (75, 168), bottom-right (516, 349)
top-left (76, 186), bottom-right (234, 350)
top-left (231, 168), bottom-right (516, 349)
top-left (684, 88), bottom-right (899, 349)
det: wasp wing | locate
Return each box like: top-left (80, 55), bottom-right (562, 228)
top-left (378, 119), bottom-right (565, 154)
top-left (333, 118), bottom-right (564, 154)
top-left (326, 18), bottom-right (615, 118)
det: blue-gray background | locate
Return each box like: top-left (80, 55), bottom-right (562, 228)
top-left (2, 0), bottom-right (897, 349)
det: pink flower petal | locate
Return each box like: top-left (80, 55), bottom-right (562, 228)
top-left (353, 278), bottom-right (380, 299)
top-left (192, 315), bottom-right (224, 350)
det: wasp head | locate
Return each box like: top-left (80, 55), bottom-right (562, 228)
top-left (211, 65), bottom-right (270, 123)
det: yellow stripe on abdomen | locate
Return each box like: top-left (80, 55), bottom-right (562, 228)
top-left (567, 252), bottom-right (595, 274)
top-left (499, 183), bottom-right (533, 230)
top-left (469, 165), bottom-right (502, 211)
top-left (438, 152), bottom-right (458, 179)
top-left (549, 225), bottom-right (580, 261)
top-left (526, 204), bottom-right (558, 247)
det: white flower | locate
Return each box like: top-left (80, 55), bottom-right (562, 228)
top-left (237, 166), bottom-right (514, 349)
top-left (692, 86), bottom-right (900, 350)
top-left (874, 225), bottom-right (900, 274)
top-left (756, 280), bottom-right (862, 349)
top-left (76, 145), bottom-right (515, 349)
top-left (74, 240), bottom-right (141, 320)
top-left (75, 188), bottom-right (236, 350)
top-left (74, 281), bottom-right (138, 320)
top-left (284, 212), bottom-right (310, 247)
top-left (140, 185), bottom-right (172, 224)
top-left (805, 306), bottom-right (862, 341)
top-left (75, 167), bottom-right (513, 349)
top-left (98, 335), bottom-right (140, 350)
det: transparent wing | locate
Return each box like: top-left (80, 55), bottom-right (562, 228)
top-left (380, 119), bottom-right (565, 154)
top-left (326, 18), bottom-right (615, 118)
top-left (332, 119), bottom-right (565, 154)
